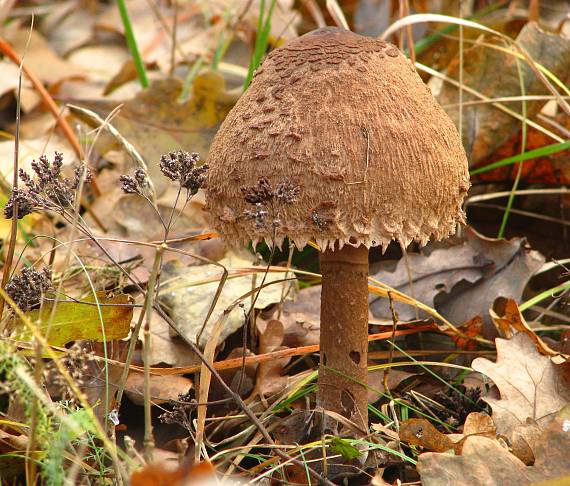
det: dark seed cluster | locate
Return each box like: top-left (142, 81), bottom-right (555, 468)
top-left (48, 342), bottom-right (95, 401)
top-left (159, 151), bottom-right (208, 196)
top-left (311, 211), bottom-right (330, 231)
top-left (431, 386), bottom-right (486, 428)
top-left (5, 266), bottom-right (52, 312)
top-left (120, 168), bottom-right (149, 195)
top-left (241, 177), bottom-right (300, 230)
top-left (4, 152), bottom-right (92, 219)
top-left (159, 391), bottom-right (194, 432)
top-left (244, 203), bottom-right (269, 229)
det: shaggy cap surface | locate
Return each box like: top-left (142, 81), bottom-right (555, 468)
top-left (206, 27), bottom-right (470, 250)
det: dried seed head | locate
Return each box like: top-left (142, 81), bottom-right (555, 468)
top-left (241, 177), bottom-right (274, 204)
top-left (119, 175), bottom-right (139, 194)
top-left (4, 188), bottom-right (37, 219)
top-left (73, 165), bottom-right (93, 188)
top-left (159, 151), bottom-right (208, 196)
top-left (134, 168), bottom-right (148, 187)
top-left (119, 168), bottom-right (148, 195)
top-left (4, 152), bottom-right (91, 217)
top-left (275, 180), bottom-right (300, 204)
top-left (5, 266), bottom-right (52, 312)
top-left (244, 203), bottom-right (269, 229)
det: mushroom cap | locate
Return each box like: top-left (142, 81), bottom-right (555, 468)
top-left (205, 28), bottom-right (470, 251)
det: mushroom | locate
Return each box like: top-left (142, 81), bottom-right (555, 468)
top-left (205, 28), bottom-right (470, 432)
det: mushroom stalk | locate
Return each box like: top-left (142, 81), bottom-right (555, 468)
top-left (318, 244), bottom-right (369, 431)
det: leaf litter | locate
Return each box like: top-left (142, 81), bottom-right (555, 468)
top-left (0, 1), bottom-right (568, 484)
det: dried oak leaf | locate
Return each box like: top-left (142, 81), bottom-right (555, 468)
top-left (369, 227), bottom-right (544, 337)
top-left (417, 405), bottom-right (570, 486)
top-left (434, 22), bottom-right (570, 166)
top-left (472, 333), bottom-right (570, 441)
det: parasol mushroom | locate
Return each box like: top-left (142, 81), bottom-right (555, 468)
top-left (205, 28), bottom-right (470, 433)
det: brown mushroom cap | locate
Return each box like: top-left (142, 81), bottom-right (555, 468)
top-left (206, 27), bottom-right (470, 251)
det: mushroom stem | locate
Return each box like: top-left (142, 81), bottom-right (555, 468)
top-left (318, 244), bottom-right (369, 432)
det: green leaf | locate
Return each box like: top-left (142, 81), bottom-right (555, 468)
top-left (13, 294), bottom-right (133, 346)
top-left (330, 437), bottom-right (362, 461)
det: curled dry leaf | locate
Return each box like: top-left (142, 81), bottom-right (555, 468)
top-left (417, 406), bottom-right (570, 486)
top-left (369, 227), bottom-right (544, 337)
top-left (399, 418), bottom-right (457, 453)
top-left (472, 333), bottom-right (570, 441)
top-left (490, 297), bottom-right (566, 360)
top-left (463, 412), bottom-right (497, 437)
top-left (253, 319), bottom-right (290, 401)
top-left (125, 371), bottom-right (192, 406)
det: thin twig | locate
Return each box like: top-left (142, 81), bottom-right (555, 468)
top-left (143, 245), bottom-right (163, 461)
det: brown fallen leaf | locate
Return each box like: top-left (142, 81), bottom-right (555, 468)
top-left (78, 74), bottom-right (237, 196)
top-left (367, 369), bottom-right (415, 404)
top-left (399, 418), bottom-right (456, 453)
top-left (452, 316), bottom-right (485, 350)
top-left (253, 319), bottom-right (291, 403)
top-left (213, 347), bottom-right (258, 400)
top-left (472, 333), bottom-right (570, 442)
top-left (158, 252), bottom-right (287, 349)
top-left (417, 406), bottom-right (570, 486)
top-left (42, 1), bottom-right (96, 56)
top-left (369, 227), bottom-right (544, 337)
top-left (125, 371), bottom-right (192, 407)
top-left (275, 285), bottom-right (321, 348)
top-left (474, 110), bottom-right (570, 185)
top-left (131, 460), bottom-right (216, 486)
top-left (434, 22), bottom-right (570, 166)
top-left (133, 308), bottom-right (201, 369)
top-left (1, 24), bottom-right (85, 87)
top-left (0, 429), bottom-right (27, 479)
top-left (490, 297), bottom-right (566, 359)
top-left (463, 412), bottom-right (497, 437)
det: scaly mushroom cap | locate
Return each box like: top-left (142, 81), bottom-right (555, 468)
top-left (206, 27), bottom-right (470, 251)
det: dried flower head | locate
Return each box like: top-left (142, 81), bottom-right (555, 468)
top-left (46, 342), bottom-right (95, 402)
top-left (159, 391), bottom-right (194, 432)
top-left (4, 188), bottom-right (37, 219)
top-left (241, 177), bottom-right (300, 230)
top-left (244, 203), bottom-right (269, 229)
top-left (311, 211), bottom-right (330, 231)
top-left (159, 151), bottom-right (208, 197)
top-left (275, 180), bottom-right (301, 204)
top-left (120, 168), bottom-right (148, 195)
top-left (3, 152), bottom-right (92, 219)
top-left (241, 177), bottom-right (274, 204)
top-left (5, 266), bottom-right (52, 312)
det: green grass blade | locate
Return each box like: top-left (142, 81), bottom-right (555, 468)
top-left (520, 280), bottom-right (570, 311)
top-left (243, 0), bottom-right (277, 90)
top-left (497, 55), bottom-right (528, 238)
top-left (117, 0), bottom-right (149, 89)
top-left (470, 140), bottom-right (570, 176)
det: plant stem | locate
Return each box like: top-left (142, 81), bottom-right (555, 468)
top-left (143, 244), bottom-right (164, 461)
top-left (498, 54), bottom-right (527, 238)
